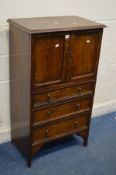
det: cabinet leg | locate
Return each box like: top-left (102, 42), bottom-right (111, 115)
top-left (27, 159), bottom-right (31, 168)
top-left (76, 129), bottom-right (89, 147)
top-left (11, 139), bottom-right (15, 144)
top-left (27, 143), bottom-right (44, 167)
top-left (27, 150), bottom-right (32, 168)
top-left (83, 137), bottom-right (88, 147)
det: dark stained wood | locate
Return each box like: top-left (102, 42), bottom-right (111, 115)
top-left (32, 114), bottom-right (89, 144)
top-left (68, 29), bottom-right (103, 82)
top-left (31, 33), bottom-right (66, 88)
top-left (7, 16), bottom-right (106, 34)
top-left (32, 143), bottom-right (43, 156)
top-left (8, 16), bottom-right (105, 167)
top-left (32, 82), bottom-right (94, 106)
top-left (32, 79), bottom-right (96, 94)
top-left (77, 129), bottom-right (89, 146)
top-left (33, 97), bottom-right (92, 124)
top-left (9, 24), bottom-right (31, 159)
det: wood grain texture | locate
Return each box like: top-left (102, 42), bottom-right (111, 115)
top-left (32, 33), bottom-right (65, 88)
top-left (32, 97), bottom-right (92, 124)
top-left (32, 114), bottom-right (89, 144)
top-left (8, 16), bottom-right (104, 167)
top-left (32, 82), bottom-right (94, 107)
top-left (9, 24), bottom-right (31, 158)
top-left (69, 29), bottom-right (102, 82)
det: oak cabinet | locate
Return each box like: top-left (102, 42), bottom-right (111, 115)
top-left (8, 16), bottom-right (105, 167)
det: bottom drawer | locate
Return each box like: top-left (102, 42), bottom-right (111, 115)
top-left (32, 114), bottom-right (90, 144)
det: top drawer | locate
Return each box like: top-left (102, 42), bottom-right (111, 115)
top-left (32, 82), bottom-right (94, 107)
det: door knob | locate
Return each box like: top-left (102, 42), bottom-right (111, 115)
top-left (86, 39), bottom-right (91, 43)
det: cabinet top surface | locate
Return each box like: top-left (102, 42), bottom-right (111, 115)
top-left (8, 16), bottom-right (106, 34)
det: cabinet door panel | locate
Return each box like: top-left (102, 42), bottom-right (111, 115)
top-left (32, 34), bottom-right (65, 89)
top-left (69, 30), bottom-right (101, 81)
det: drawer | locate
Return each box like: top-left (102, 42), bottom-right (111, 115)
top-left (33, 97), bottom-right (92, 124)
top-left (32, 114), bottom-right (89, 143)
top-left (32, 82), bottom-right (93, 107)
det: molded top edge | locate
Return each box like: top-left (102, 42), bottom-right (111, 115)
top-left (7, 16), bottom-right (106, 33)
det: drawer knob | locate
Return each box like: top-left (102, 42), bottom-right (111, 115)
top-left (74, 121), bottom-right (78, 127)
top-left (47, 110), bottom-right (52, 115)
top-left (47, 94), bottom-right (51, 101)
top-left (45, 130), bottom-right (49, 137)
top-left (76, 104), bottom-right (80, 110)
top-left (78, 87), bottom-right (82, 94)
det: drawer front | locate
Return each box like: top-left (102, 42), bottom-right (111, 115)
top-left (33, 97), bottom-right (92, 124)
top-left (32, 82), bottom-right (93, 107)
top-left (33, 114), bottom-right (89, 143)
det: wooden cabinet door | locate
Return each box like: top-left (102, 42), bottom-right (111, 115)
top-left (68, 30), bottom-right (102, 82)
top-left (32, 33), bottom-right (66, 89)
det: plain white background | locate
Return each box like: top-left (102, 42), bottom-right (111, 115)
top-left (0, 0), bottom-right (116, 143)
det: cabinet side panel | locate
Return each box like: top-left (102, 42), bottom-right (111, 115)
top-left (9, 24), bottom-right (31, 157)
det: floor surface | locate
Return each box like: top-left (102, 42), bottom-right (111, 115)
top-left (0, 112), bottom-right (116, 175)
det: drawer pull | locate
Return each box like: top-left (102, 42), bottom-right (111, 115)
top-left (47, 94), bottom-right (51, 101)
top-left (47, 110), bottom-right (52, 115)
top-left (33, 103), bottom-right (40, 108)
top-left (78, 87), bottom-right (82, 94)
top-left (74, 121), bottom-right (78, 127)
top-left (45, 130), bottom-right (49, 137)
top-left (76, 104), bottom-right (80, 110)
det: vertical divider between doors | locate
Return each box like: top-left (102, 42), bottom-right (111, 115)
top-left (63, 33), bottom-right (71, 82)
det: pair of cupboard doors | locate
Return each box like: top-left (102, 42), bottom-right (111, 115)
top-left (32, 29), bottom-right (102, 89)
